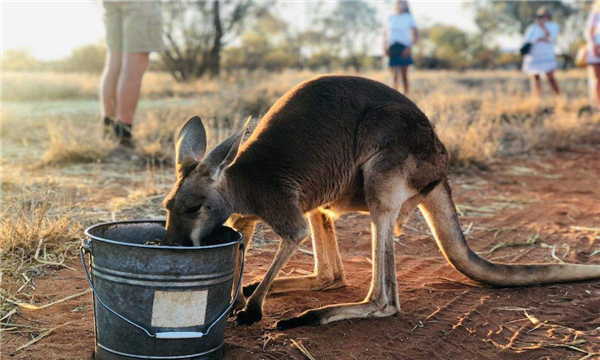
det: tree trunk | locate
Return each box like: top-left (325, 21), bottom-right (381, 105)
top-left (351, 56), bottom-right (361, 72)
top-left (209, 0), bottom-right (223, 77)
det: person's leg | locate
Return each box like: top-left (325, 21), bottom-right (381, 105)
top-left (400, 66), bottom-right (409, 95)
top-left (100, 52), bottom-right (122, 119)
top-left (100, 0), bottom-right (123, 137)
top-left (115, 1), bottom-right (162, 127)
top-left (391, 67), bottom-right (400, 91)
top-left (546, 71), bottom-right (560, 95)
top-left (593, 64), bottom-right (600, 108)
top-left (532, 74), bottom-right (542, 97)
top-left (116, 53), bottom-right (150, 125)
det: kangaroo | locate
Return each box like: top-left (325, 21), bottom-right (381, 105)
top-left (163, 75), bottom-right (600, 329)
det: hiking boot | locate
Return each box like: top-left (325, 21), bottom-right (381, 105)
top-left (103, 116), bottom-right (116, 138)
top-left (103, 117), bottom-right (133, 147)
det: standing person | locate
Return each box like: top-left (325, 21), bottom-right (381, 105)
top-left (383, 0), bottom-right (418, 94)
top-left (586, 0), bottom-right (600, 109)
top-left (522, 7), bottom-right (560, 97)
top-left (101, 1), bottom-right (163, 145)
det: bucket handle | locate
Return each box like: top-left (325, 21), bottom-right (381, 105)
top-left (79, 239), bottom-right (245, 340)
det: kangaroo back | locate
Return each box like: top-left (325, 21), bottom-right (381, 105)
top-left (228, 75), bottom-right (445, 212)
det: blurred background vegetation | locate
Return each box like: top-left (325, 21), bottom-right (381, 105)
top-left (2, 1), bottom-right (593, 79)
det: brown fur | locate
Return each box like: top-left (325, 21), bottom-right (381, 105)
top-left (164, 75), bottom-right (600, 329)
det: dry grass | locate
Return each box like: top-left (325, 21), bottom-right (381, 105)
top-left (42, 120), bottom-right (118, 165)
top-left (408, 81), bottom-right (600, 166)
top-left (3, 69), bottom-right (592, 168)
top-left (0, 189), bottom-right (80, 275)
top-left (2, 72), bottom-right (100, 101)
top-left (132, 109), bottom-right (182, 164)
top-left (31, 96), bottom-right (254, 167)
top-left (1, 70), bottom-right (310, 102)
top-left (0, 188), bottom-right (81, 319)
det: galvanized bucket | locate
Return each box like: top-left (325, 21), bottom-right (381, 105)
top-left (80, 220), bottom-right (243, 360)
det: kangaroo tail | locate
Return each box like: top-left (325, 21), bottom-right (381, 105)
top-left (418, 181), bottom-right (600, 286)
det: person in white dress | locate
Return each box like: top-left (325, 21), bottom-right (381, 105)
top-left (522, 7), bottom-right (561, 97)
top-left (586, 0), bottom-right (600, 108)
top-left (382, 1), bottom-right (419, 94)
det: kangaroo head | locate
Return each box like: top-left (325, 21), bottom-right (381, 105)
top-left (163, 116), bottom-right (242, 246)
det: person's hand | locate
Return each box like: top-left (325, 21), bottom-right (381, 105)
top-left (385, 47), bottom-right (390, 57)
top-left (402, 47), bottom-right (412, 58)
top-left (538, 19), bottom-right (550, 42)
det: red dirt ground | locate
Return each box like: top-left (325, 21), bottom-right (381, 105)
top-left (3, 149), bottom-right (600, 360)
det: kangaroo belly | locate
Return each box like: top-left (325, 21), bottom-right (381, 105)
top-left (320, 171), bottom-right (368, 216)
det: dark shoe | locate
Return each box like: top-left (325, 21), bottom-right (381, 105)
top-left (114, 122), bottom-right (133, 147)
top-left (103, 117), bottom-right (133, 147)
top-left (103, 116), bottom-right (116, 139)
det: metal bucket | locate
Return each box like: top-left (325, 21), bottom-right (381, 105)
top-left (80, 220), bottom-right (243, 360)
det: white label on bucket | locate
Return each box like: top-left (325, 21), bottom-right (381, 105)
top-left (151, 290), bottom-right (208, 328)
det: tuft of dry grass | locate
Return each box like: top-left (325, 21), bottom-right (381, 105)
top-left (0, 189), bottom-right (80, 275)
top-left (413, 87), bottom-right (600, 166)
top-left (0, 188), bottom-right (81, 319)
top-left (42, 120), bottom-right (118, 165)
top-left (132, 109), bottom-right (183, 164)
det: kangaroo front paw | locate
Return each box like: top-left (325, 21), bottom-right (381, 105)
top-left (276, 310), bottom-right (321, 330)
top-left (232, 295), bottom-right (247, 313)
top-left (235, 307), bottom-right (262, 326)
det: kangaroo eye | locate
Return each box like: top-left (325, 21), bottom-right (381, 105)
top-left (184, 204), bottom-right (202, 215)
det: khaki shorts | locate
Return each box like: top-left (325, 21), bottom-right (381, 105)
top-left (103, 1), bottom-right (163, 53)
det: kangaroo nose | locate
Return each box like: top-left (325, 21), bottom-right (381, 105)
top-left (164, 219), bottom-right (178, 245)
top-left (164, 221), bottom-right (194, 246)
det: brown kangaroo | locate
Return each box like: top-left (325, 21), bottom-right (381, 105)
top-left (163, 75), bottom-right (600, 329)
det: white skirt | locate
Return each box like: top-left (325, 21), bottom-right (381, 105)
top-left (522, 42), bottom-right (558, 74)
top-left (522, 55), bottom-right (558, 74)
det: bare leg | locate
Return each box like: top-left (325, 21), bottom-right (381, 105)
top-left (116, 52), bottom-right (150, 125)
top-left (546, 71), bottom-right (560, 95)
top-left (100, 52), bottom-right (122, 118)
top-left (593, 64), bottom-right (600, 108)
top-left (391, 67), bottom-right (400, 91)
top-left (532, 74), bottom-right (542, 97)
top-left (401, 66), bottom-right (409, 95)
top-left (244, 209), bottom-right (347, 295)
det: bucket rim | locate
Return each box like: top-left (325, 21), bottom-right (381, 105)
top-left (84, 219), bottom-right (242, 250)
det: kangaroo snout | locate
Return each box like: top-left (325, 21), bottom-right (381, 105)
top-left (163, 216), bottom-right (195, 246)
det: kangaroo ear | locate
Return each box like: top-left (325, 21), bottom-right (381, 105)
top-left (176, 116), bottom-right (207, 173)
top-left (202, 131), bottom-right (243, 176)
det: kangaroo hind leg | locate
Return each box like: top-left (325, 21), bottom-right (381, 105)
top-left (277, 171), bottom-right (416, 329)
